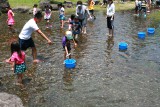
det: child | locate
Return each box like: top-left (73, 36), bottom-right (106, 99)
top-left (58, 3), bottom-right (65, 28)
top-left (137, 0), bottom-right (147, 17)
top-left (88, 0), bottom-right (96, 19)
top-left (65, 14), bottom-right (75, 31)
top-left (72, 16), bottom-right (82, 40)
top-left (6, 41), bottom-right (26, 88)
top-left (44, 5), bottom-right (52, 28)
top-left (141, 0), bottom-right (147, 16)
top-left (19, 11), bottom-right (52, 63)
top-left (62, 31), bottom-right (77, 60)
top-left (33, 4), bottom-right (38, 16)
top-left (6, 6), bottom-right (15, 33)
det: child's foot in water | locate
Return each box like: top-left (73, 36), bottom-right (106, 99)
top-left (33, 59), bottom-right (41, 63)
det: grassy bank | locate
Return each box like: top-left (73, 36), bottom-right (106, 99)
top-left (8, 0), bottom-right (135, 11)
top-left (8, 0), bottom-right (87, 8)
top-left (147, 10), bottom-right (160, 27)
top-left (8, 0), bottom-right (40, 8)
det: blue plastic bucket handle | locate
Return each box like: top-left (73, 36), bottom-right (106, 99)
top-left (147, 28), bottom-right (155, 34)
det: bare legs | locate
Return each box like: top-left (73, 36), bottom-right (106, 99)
top-left (108, 28), bottom-right (114, 37)
top-left (61, 20), bottom-right (64, 28)
top-left (32, 47), bottom-right (40, 63)
top-left (17, 73), bottom-right (25, 89)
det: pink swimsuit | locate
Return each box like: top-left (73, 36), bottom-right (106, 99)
top-left (10, 51), bottom-right (25, 65)
top-left (7, 9), bottom-right (15, 25)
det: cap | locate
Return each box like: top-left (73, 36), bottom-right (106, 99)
top-left (66, 31), bottom-right (73, 40)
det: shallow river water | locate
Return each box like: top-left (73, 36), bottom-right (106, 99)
top-left (0, 10), bottom-right (160, 107)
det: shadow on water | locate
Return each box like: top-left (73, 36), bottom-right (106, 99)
top-left (0, 10), bottom-right (160, 107)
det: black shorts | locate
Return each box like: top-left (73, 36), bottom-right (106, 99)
top-left (107, 16), bottom-right (114, 29)
top-left (89, 10), bottom-right (94, 15)
top-left (19, 38), bottom-right (35, 51)
top-left (63, 46), bottom-right (71, 52)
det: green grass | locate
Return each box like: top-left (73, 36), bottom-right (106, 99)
top-left (8, 0), bottom-right (87, 8)
top-left (50, 0), bottom-right (87, 3)
top-left (8, 0), bottom-right (40, 8)
top-left (64, 2), bottom-right (135, 14)
top-left (148, 10), bottom-right (160, 27)
top-left (8, 0), bottom-right (135, 11)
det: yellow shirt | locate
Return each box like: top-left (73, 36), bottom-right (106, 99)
top-left (88, 1), bottom-right (94, 10)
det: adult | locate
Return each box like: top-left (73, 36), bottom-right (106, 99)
top-left (76, 1), bottom-right (91, 34)
top-left (106, 0), bottom-right (115, 37)
top-left (19, 11), bottom-right (52, 63)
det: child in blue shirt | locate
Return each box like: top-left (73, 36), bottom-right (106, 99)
top-left (72, 16), bottom-right (82, 39)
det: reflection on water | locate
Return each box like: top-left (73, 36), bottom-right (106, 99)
top-left (0, 10), bottom-right (160, 107)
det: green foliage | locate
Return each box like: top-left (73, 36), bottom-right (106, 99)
top-left (8, 0), bottom-right (40, 7)
top-left (50, 0), bottom-right (62, 4)
top-left (148, 11), bottom-right (160, 28)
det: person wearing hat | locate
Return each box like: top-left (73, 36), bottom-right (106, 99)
top-left (62, 31), bottom-right (77, 60)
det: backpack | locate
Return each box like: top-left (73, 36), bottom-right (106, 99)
top-left (77, 5), bottom-right (85, 20)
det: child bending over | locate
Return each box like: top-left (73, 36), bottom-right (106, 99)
top-left (62, 31), bottom-right (77, 60)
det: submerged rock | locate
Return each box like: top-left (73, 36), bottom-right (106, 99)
top-left (0, 92), bottom-right (24, 107)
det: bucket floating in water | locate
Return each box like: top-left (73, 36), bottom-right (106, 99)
top-left (147, 28), bottom-right (155, 34)
top-left (64, 58), bottom-right (76, 69)
top-left (138, 32), bottom-right (146, 39)
top-left (119, 42), bottom-right (128, 51)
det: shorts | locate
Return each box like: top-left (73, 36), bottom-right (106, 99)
top-left (59, 15), bottom-right (65, 20)
top-left (19, 38), bottom-right (35, 51)
top-left (141, 7), bottom-right (146, 13)
top-left (14, 63), bottom-right (26, 74)
top-left (107, 16), bottom-right (114, 29)
top-left (63, 45), bottom-right (71, 52)
top-left (44, 15), bottom-right (51, 20)
top-left (89, 10), bottom-right (94, 15)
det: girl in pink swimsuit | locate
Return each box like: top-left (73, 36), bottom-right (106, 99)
top-left (6, 41), bottom-right (26, 89)
top-left (6, 6), bottom-right (15, 33)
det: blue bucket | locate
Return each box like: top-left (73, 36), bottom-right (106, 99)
top-left (64, 59), bottom-right (76, 69)
top-left (147, 28), bottom-right (155, 34)
top-left (138, 32), bottom-right (146, 39)
top-left (119, 42), bottom-right (128, 51)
